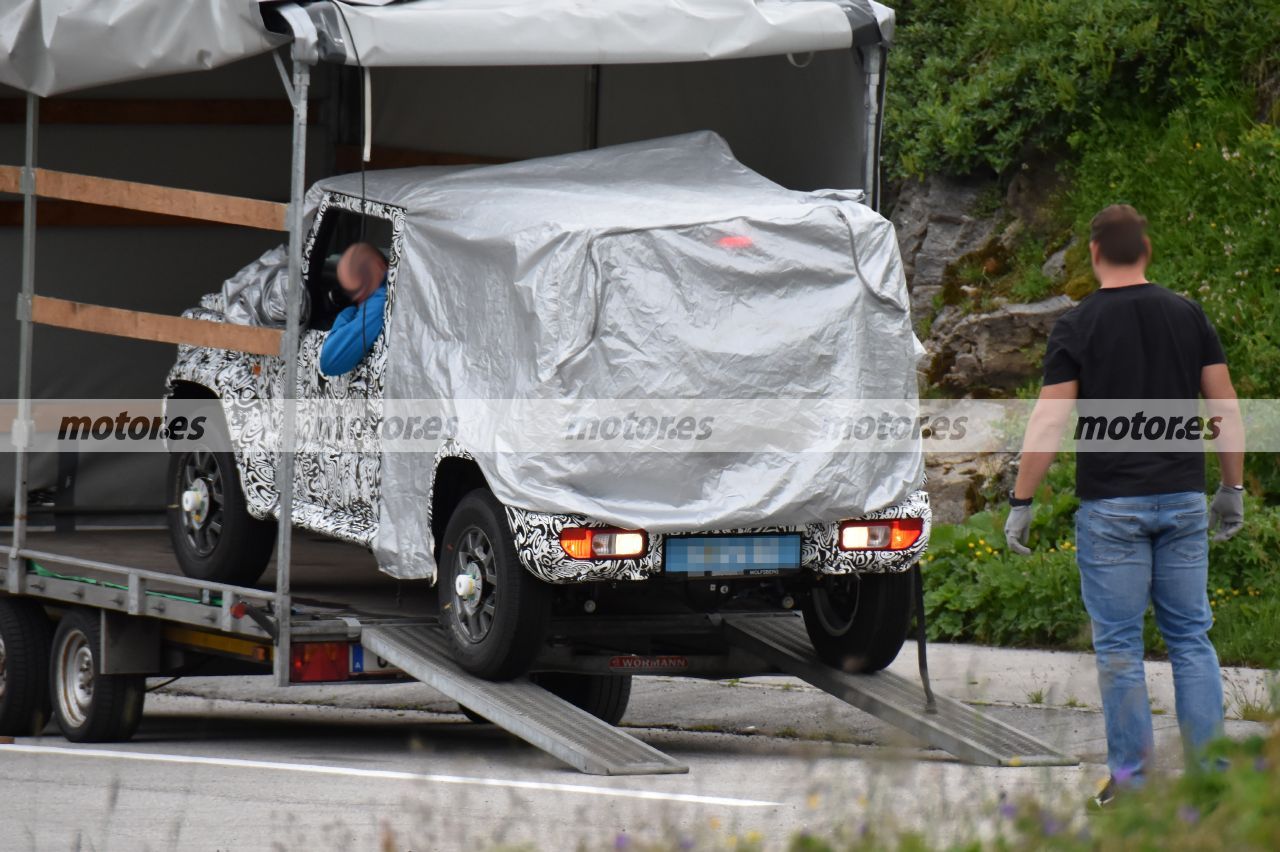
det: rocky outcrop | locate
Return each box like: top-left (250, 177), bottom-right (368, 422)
top-left (892, 168), bottom-right (1079, 520)
top-left (891, 176), bottom-right (1002, 325)
top-left (925, 452), bottom-right (1017, 524)
top-left (926, 295), bottom-right (1074, 395)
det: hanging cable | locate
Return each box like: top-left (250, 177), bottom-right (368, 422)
top-left (329, 0), bottom-right (372, 361)
top-left (329, 0), bottom-right (369, 240)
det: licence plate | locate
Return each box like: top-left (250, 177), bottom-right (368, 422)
top-left (350, 644), bottom-right (402, 676)
top-left (664, 534), bottom-right (801, 578)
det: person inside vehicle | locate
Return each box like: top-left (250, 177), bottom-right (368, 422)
top-left (320, 242), bottom-right (388, 376)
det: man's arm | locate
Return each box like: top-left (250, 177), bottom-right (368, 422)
top-left (1202, 363), bottom-right (1244, 486)
top-left (1202, 362), bottom-right (1246, 540)
top-left (1012, 380), bottom-right (1079, 499)
top-left (1004, 380), bottom-right (1077, 554)
top-left (320, 291), bottom-right (386, 377)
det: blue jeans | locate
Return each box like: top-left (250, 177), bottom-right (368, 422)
top-left (1075, 491), bottom-right (1224, 784)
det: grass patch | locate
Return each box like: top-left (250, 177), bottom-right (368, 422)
top-left (922, 461), bottom-right (1280, 669)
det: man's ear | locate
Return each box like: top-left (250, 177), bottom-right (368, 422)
top-left (1088, 240), bottom-right (1101, 267)
top-left (1142, 234), bottom-right (1153, 265)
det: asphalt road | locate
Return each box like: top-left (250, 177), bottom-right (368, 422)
top-left (3, 533), bottom-right (1270, 850)
top-left (1, 660), bottom-right (1267, 852)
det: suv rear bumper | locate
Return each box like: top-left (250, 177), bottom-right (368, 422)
top-left (505, 489), bottom-right (931, 584)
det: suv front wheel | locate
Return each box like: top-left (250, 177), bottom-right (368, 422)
top-left (438, 489), bottom-right (552, 680)
top-left (166, 404), bottom-right (276, 588)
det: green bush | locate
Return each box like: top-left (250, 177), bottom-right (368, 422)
top-left (923, 461), bottom-right (1280, 668)
top-left (885, 0), bottom-right (1280, 179)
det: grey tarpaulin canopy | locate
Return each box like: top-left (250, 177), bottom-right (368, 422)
top-left (1, 1), bottom-right (891, 97)
top-left (3, 0), bottom-right (896, 684)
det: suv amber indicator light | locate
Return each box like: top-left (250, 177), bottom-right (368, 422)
top-left (838, 517), bottom-right (923, 551)
top-left (559, 527), bottom-right (647, 559)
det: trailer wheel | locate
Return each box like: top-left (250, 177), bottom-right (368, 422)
top-left (532, 673), bottom-right (632, 726)
top-left (166, 405), bottom-right (276, 587)
top-left (50, 610), bottom-right (145, 743)
top-left (0, 598), bottom-right (54, 736)
top-left (438, 489), bottom-right (552, 680)
top-left (802, 571), bottom-right (914, 673)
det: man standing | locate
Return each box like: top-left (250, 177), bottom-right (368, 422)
top-left (1003, 205), bottom-right (1245, 804)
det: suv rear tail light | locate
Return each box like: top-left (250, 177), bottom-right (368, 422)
top-left (839, 517), bottom-right (923, 551)
top-left (559, 527), bottom-right (647, 559)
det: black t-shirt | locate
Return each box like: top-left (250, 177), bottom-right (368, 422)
top-left (1041, 283), bottom-right (1226, 499)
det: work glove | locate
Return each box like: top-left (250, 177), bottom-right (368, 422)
top-left (1208, 484), bottom-right (1245, 542)
top-left (1004, 504), bottom-right (1032, 555)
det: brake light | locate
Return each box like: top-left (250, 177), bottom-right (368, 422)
top-left (838, 517), bottom-right (924, 551)
top-left (559, 527), bottom-right (647, 559)
top-left (290, 642), bottom-right (350, 683)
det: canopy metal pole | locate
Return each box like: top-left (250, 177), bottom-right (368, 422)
top-left (8, 94), bottom-right (38, 594)
top-left (583, 65), bottom-right (601, 150)
top-left (274, 54), bottom-right (310, 686)
top-left (861, 45), bottom-right (884, 211)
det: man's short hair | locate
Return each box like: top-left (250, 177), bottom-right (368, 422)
top-left (1090, 204), bottom-right (1149, 265)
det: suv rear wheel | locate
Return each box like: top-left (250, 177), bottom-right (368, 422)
top-left (801, 571), bottom-right (914, 673)
top-left (166, 403), bottom-right (276, 587)
top-left (438, 489), bottom-right (552, 680)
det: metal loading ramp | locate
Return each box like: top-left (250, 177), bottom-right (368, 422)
top-left (720, 614), bottom-right (1079, 768)
top-left (360, 624), bottom-right (689, 776)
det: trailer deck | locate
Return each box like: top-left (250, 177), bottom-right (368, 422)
top-left (3, 529), bottom-right (1077, 775)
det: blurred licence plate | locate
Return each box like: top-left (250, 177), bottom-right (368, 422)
top-left (664, 534), bottom-right (801, 578)
top-left (350, 644), bottom-right (402, 676)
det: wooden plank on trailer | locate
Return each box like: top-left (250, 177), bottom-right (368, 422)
top-left (0, 98), bottom-right (305, 126)
top-left (31, 295), bottom-right (283, 356)
top-left (0, 200), bottom-right (250, 228)
top-left (28, 168), bottom-right (286, 231)
top-left (0, 164), bottom-right (19, 194)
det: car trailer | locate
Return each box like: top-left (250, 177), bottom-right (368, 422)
top-left (3, 531), bottom-right (1074, 775)
top-left (1, 1), bottom-right (1076, 775)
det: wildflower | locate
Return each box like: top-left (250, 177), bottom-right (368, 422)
top-left (614, 833), bottom-right (631, 850)
top-left (968, 542), bottom-right (975, 549)
top-left (979, 538), bottom-right (986, 545)
top-left (1178, 805), bottom-right (1200, 825)
top-left (1255, 756), bottom-right (1269, 772)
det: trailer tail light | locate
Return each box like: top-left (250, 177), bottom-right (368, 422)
top-left (559, 527), bottom-right (647, 559)
top-left (838, 517), bottom-right (924, 551)
top-left (290, 642), bottom-right (350, 683)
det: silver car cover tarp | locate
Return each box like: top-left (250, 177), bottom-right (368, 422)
top-left (221, 244), bottom-right (309, 329)
top-left (350, 133), bottom-right (923, 580)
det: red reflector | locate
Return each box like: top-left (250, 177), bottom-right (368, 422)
top-left (718, 235), bottom-right (753, 249)
top-left (290, 642), bottom-right (350, 683)
top-left (229, 602), bottom-right (247, 619)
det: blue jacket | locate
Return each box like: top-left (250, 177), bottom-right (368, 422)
top-left (320, 284), bottom-right (387, 376)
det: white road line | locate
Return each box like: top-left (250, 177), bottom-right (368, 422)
top-left (0, 743), bottom-right (780, 808)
